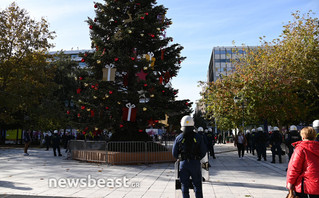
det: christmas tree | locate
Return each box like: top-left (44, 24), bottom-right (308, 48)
top-left (70, 0), bottom-right (192, 141)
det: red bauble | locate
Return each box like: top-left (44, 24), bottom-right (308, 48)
top-left (67, 110), bottom-right (70, 114)
top-left (81, 58), bottom-right (85, 62)
top-left (114, 57), bottom-right (119, 61)
top-left (139, 129), bottom-right (143, 132)
top-left (105, 107), bottom-right (109, 110)
top-left (81, 106), bottom-right (85, 110)
top-left (186, 102), bottom-right (189, 106)
top-left (89, 25), bottom-right (93, 29)
top-left (120, 124), bottom-right (124, 128)
top-left (76, 88), bottom-right (81, 94)
top-left (162, 90), bottom-right (165, 93)
top-left (79, 76), bottom-right (83, 80)
top-left (131, 57), bottom-right (135, 61)
top-left (77, 113), bottom-right (81, 117)
top-left (140, 16), bottom-right (144, 20)
top-left (94, 4), bottom-right (97, 8)
top-left (109, 91), bottom-right (113, 94)
top-left (82, 131), bottom-right (86, 135)
top-left (145, 13), bottom-right (149, 15)
top-left (144, 83), bottom-right (148, 87)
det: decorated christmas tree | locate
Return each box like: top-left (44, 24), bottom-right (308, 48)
top-left (69, 0), bottom-right (192, 141)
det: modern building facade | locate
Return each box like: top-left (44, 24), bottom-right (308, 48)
top-left (49, 49), bottom-right (93, 68)
top-left (207, 46), bottom-right (256, 82)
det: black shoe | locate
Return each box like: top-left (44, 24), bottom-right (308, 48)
top-left (213, 156), bottom-right (216, 159)
top-left (264, 158), bottom-right (267, 161)
top-left (257, 158), bottom-right (261, 161)
top-left (58, 154), bottom-right (62, 156)
top-left (271, 161), bottom-right (275, 163)
top-left (202, 177), bottom-right (205, 182)
top-left (208, 163), bottom-right (211, 167)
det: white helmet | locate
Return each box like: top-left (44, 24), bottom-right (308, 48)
top-left (289, 125), bottom-right (297, 131)
top-left (208, 128), bottom-right (212, 132)
top-left (54, 130), bottom-right (58, 134)
top-left (257, 127), bottom-right (263, 132)
top-left (180, 115), bottom-right (194, 127)
top-left (197, 127), bottom-right (204, 132)
top-left (246, 130), bottom-right (250, 133)
top-left (313, 120), bottom-right (319, 128)
top-left (273, 127), bottom-right (279, 131)
top-left (251, 128), bottom-right (256, 132)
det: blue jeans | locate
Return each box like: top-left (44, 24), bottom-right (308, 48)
top-left (179, 160), bottom-right (203, 198)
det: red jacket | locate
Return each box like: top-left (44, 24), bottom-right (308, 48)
top-left (286, 140), bottom-right (319, 195)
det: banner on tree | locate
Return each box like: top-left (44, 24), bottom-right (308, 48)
top-left (102, 65), bottom-right (116, 81)
top-left (122, 103), bottom-right (137, 122)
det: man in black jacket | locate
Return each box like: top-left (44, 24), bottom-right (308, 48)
top-left (52, 130), bottom-right (62, 157)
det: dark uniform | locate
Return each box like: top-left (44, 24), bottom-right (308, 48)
top-left (52, 132), bottom-right (62, 156)
top-left (270, 129), bottom-right (283, 163)
top-left (173, 127), bottom-right (206, 198)
top-left (245, 132), bottom-right (252, 153)
top-left (255, 128), bottom-right (267, 161)
top-left (250, 130), bottom-right (256, 155)
top-left (206, 129), bottom-right (216, 158)
top-left (285, 129), bottom-right (301, 161)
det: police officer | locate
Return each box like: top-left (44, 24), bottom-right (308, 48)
top-left (206, 128), bottom-right (216, 159)
top-left (52, 130), bottom-right (62, 157)
top-left (313, 120), bottom-right (319, 141)
top-left (173, 116), bottom-right (206, 198)
top-left (245, 130), bottom-right (252, 154)
top-left (250, 128), bottom-right (256, 155)
top-left (285, 125), bottom-right (301, 161)
top-left (255, 127), bottom-right (267, 161)
top-left (270, 127), bottom-right (283, 163)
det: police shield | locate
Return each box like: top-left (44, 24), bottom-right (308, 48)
top-left (200, 152), bottom-right (210, 181)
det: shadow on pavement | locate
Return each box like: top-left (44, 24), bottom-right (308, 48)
top-left (0, 195), bottom-right (74, 198)
top-left (0, 181), bottom-right (33, 191)
top-left (209, 180), bottom-right (286, 191)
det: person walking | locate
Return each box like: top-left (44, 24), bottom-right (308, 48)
top-left (44, 133), bottom-right (51, 151)
top-left (245, 130), bottom-right (252, 154)
top-left (270, 127), bottom-right (283, 163)
top-left (255, 127), bottom-right (267, 161)
top-left (286, 126), bottom-right (319, 198)
top-left (23, 130), bottom-right (32, 156)
top-left (285, 125), bottom-right (301, 162)
top-left (234, 131), bottom-right (247, 159)
top-left (206, 128), bottom-right (216, 159)
top-left (173, 116), bottom-right (206, 198)
top-left (250, 128), bottom-right (256, 155)
top-left (52, 130), bottom-right (62, 157)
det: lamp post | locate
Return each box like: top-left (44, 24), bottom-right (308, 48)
top-left (233, 96), bottom-right (246, 134)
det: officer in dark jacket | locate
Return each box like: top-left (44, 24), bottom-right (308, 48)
top-left (245, 130), bottom-right (252, 154)
top-left (285, 125), bottom-right (301, 161)
top-left (255, 127), bottom-right (267, 161)
top-left (52, 130), bottom-right (62, 156)
top-left (250, 128), bottom-right (256, 155)
top-left (44, 133), bottom-right (51, 151)
top-left (206, 128), bottom-right (216, 159)
top-left (173, 116), bottom-right (206, 198)
top-left (270, 127), bottom-right (283, 163)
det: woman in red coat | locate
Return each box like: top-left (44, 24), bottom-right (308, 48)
top-left (286, 126), bottom-right (319, 198)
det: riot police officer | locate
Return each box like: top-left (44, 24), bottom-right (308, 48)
top-left (313, 120), bottom-right (319, 141)
top-left (270, 127), bottom-right (283, 163)
top-left (255, 127), bottom-right (267, 161)
top-left (52, 130), bottom-right (62, 157)
top-left (245, 130), bottom-right (252, 154)
top-left (206, 128), bottom-right (216, 159)
top-left (250, 128), bottom-right (256, 155)
top-left (173, 116), bottom-right (206, 198)
top-left (285, 125), bottom-right (301, 161)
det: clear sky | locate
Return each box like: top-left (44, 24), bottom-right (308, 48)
top-left (1, 0), bottom-right (318, 112)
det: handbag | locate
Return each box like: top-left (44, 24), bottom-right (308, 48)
top-left (286, 189), bottom-right (300, 198)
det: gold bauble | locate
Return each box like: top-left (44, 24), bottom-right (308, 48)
top-left (143, 107), bottom-right (147, 111)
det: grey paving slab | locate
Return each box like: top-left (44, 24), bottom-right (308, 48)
top-left (0, 144), bottom-right (289, 198)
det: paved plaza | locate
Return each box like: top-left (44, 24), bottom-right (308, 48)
top-left (0, 143), bottom-right (289, 198)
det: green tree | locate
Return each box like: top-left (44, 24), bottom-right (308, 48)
top-left (70, 0), bottom-right (192, 141)
top-left (0, 3), bottom-right (56, 130)
top-left (202, 11), bottom-right (319, 129)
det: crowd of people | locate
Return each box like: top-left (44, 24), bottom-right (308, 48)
top-left (173, 116), bottom-right (319, 198)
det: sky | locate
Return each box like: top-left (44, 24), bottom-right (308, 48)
top-left (0, 0), bottom-right (318, 113)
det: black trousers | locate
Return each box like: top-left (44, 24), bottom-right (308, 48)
top-left (237, 143), bottom-right (245, 157)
